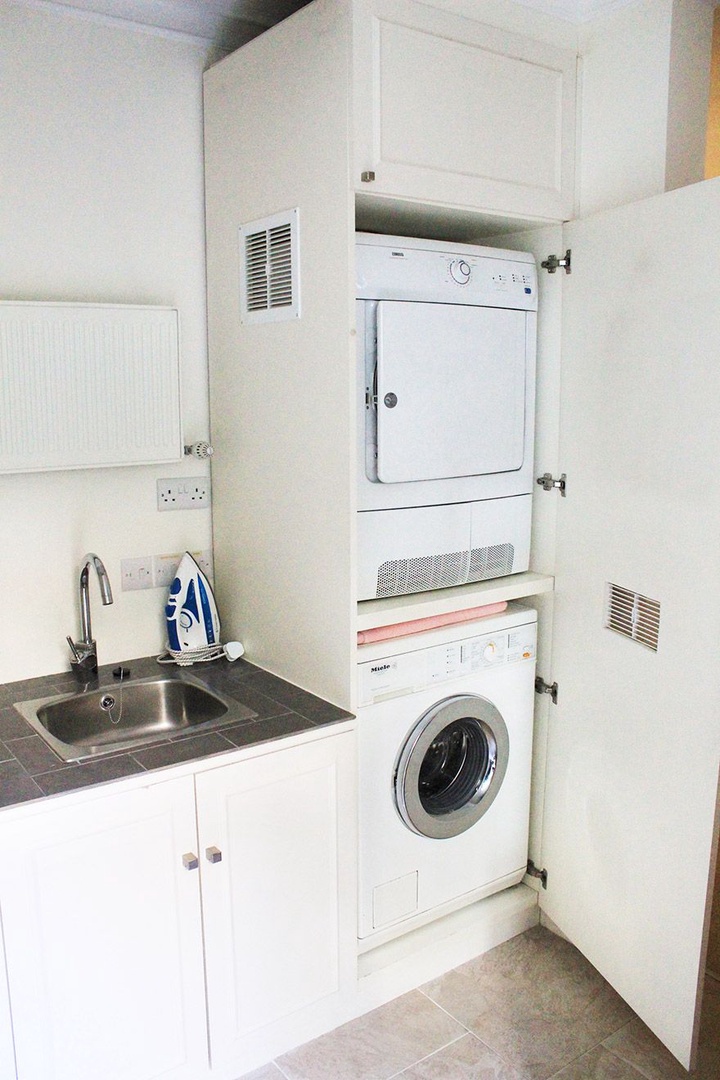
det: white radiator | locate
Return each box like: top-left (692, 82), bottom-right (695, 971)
top-left (0, 302), bottom-right (182, 473)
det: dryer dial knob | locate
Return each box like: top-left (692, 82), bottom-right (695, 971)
top-left (483, 641), bottom-right (498, 662)
top-left (449, 259), bottom-right (471, 285)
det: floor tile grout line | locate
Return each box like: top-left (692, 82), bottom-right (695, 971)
top-left (416, 986), bottom-right (535, 1077)
top-left (384, 1031), bottom-right (469, 1079)
top-left (541, 1016), bottom-right (644, 1080)
top-left (416, 985), bottom-right (482, 1061)
top-left (601, 1021), bottom-right (668, 1080)
top-left (417, 985), bottom-right (473, 1035)
top-left (269, 1059), bottom-right (293, 1080)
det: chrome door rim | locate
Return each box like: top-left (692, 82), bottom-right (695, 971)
top-left (394, 694), bottom-right (510, 839)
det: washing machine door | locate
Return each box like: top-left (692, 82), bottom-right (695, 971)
top-left (394, 694), bottom-right (509, 839)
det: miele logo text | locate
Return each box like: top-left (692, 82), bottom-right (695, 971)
top-left (371, 664), bottom-right (391, 673)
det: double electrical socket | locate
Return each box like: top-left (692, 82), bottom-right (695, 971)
top-left (121, 550), bottom-right (214, 591)
top-left (157, 478), bottom-right (211, 511)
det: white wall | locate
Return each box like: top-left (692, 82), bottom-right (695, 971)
top-left (0, 1), bottom-right (217, 682)
top-left (665, 0), bottom-right (715, 192)
top-left (577, 0), bottom-right (714, 217)
top-left (420, 0), bottom-right (579, 48)
top-left (578, 0), bottom-right (674, 216)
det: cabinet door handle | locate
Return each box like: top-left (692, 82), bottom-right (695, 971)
top-left (206, 846), bottom-right (222, 864)
top-left (182, 852), bottom-right (199, 871)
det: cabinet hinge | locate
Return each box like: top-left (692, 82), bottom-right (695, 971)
top-left (526, 859), bottom-right (548, 889)
top-left (535, 676), bottom-right (558, 704)
top-left (541, 249), bottom-right (571, 274)
top-left (536, 472), bottom-right (566, 496)
top-left (360, 170), bottom-right (376, 183)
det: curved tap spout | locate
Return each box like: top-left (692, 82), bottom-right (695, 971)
top-left (79, 553), bottom-right (113, 644)
top-left (70, 553), bottom-right (114, 679)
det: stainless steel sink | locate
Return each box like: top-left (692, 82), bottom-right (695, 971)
top-left (15, 674), bottom-right (256, 763)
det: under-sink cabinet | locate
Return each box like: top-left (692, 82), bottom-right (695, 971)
top-left (0, 726), bottom-right (356, 1080)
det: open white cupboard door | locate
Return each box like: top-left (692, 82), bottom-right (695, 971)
top-left (540, 177), bottom-right (720, 1070)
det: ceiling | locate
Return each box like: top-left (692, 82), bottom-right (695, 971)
top-left (38, 0), bottom-right (313, 51)
top-left (37, 0), bottom-right (634, 52)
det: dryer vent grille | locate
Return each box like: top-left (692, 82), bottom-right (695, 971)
top-left (239, 208), bottom-right (299, 324)
top-left (604, 583), bottom-right (661, 652)
top-left (376, 544), bottom-right (514, 599)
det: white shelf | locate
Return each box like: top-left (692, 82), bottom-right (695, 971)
top-left (356, 572), bottom-right (554, 632)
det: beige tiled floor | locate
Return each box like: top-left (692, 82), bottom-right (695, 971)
top-left (241, 926), bottom-right (720, 1080)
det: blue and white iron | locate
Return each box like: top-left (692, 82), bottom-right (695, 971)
top-left (163, 552), bottom-right (242, 665)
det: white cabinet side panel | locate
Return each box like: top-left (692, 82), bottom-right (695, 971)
top-left (479, 221), bottom-right (565, 872)
top-left (204, 0), bottom-right (355, 708)
top-left (541, 177), bottom-right (720, 1069)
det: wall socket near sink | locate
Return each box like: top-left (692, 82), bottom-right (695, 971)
top-left (121, 550), bottom-right (214, 591)
top-left (156, 477), bottom-right (211, 510)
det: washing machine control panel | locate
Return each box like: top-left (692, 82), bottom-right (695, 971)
top-left (358, 621), bottom-right (537, 704)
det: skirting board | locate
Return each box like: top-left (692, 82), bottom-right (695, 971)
top-left (356, 883), bottom-right (539, 1014)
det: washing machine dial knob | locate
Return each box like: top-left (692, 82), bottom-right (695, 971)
top-left (449, 259), bottom-right (471, 285)
top-left (483, 641), bottom-right (498, 662)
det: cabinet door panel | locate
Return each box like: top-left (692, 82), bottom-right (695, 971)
top-left (541, 177), bottom-right (720, 1069)
top-left (197, 732), bottom-right (356, 1072)
top-left (0, 778), bottom-right (207, 1080)
top-left (353, 0), bottom-right (576, 220)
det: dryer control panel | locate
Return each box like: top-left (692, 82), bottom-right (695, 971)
top-left (356, 236), bottom-right (538, 310)
top-left (358, 620), bottom-right (537, 705)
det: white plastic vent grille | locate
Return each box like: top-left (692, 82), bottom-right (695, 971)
top-left (376, 544), bottom-right (514, 599)
top-left (239, 208), bottom-right (300, 324)
top-left (605, 583), bottom-right (661, 652)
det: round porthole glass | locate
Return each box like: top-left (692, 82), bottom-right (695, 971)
top-left (394, 694), bottom-right (510, 839)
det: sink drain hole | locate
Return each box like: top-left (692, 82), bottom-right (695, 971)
top-left (100, 669), bottom-right (125, 724)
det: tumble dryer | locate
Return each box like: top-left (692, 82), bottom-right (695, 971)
top-left (356, 233), bottom-right (537, 601)
top-left (357, 604), bottom-right (537, 946)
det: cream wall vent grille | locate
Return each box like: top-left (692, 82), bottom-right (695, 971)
top-left (0, 302), bottom-right (181, 474)
top-left (605, 583), bottom-right (661, 652)
top-left (239, 208), bottom-right (300, 324)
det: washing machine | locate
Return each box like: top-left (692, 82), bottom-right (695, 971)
top-left (357, 603), bottom-right (537, 946)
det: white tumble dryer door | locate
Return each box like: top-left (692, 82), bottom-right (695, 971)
top-left (375, 301), bottom-right (527, 483)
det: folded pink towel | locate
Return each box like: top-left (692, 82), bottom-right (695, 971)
top-left (357, 601), bottom-right (508, 645)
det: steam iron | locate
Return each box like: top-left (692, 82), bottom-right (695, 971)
top-left (163, 552), bottom-right (242, 665)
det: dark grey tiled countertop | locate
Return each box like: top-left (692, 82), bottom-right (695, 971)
top-left (0, 655), bottom-right (353, 810)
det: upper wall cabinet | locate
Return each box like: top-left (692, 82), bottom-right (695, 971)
top-left (352, 0), bottom-right (577, 222)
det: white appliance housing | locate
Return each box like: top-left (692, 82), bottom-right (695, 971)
top-left (357, 604), bottom-right (537, 947)
top-left (356, 233), bottom-right (537, 601)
